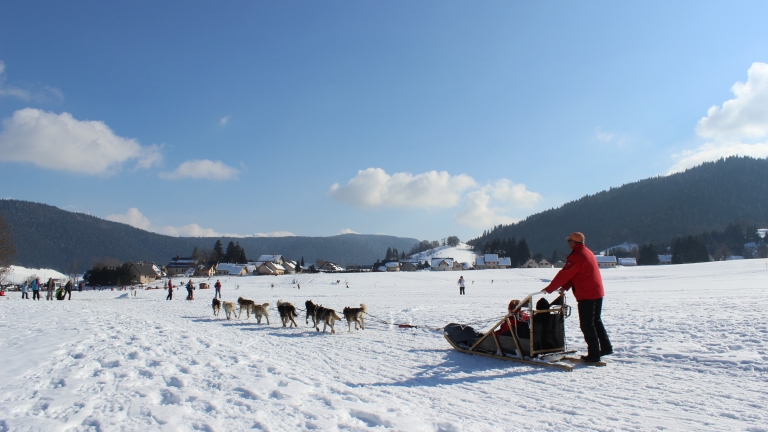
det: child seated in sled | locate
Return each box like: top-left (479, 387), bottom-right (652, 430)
top-left (495, 299), bottom-right (530, 337)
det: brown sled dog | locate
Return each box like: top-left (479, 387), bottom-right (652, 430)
top-left (222, 301), bottom-right (237, 320)
top-left (237, 297), bottom-right (256, 319)
top-left (314, 305), bottom-right (342, 334)
top-left (251, 303), bottom-right (270, 324)
top-left (277, 299), bottom-right (298, 327)
top-left (342, 304), bottom-right (367, 331)
top-left (212, 297), bottom-right (221, 317)
top-left (305, 299), bottom-right (318, 327)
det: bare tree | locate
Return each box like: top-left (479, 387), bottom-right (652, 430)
top-left (0, 216), bottom-right (17, 283)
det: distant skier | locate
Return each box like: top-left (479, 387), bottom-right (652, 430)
top-left (541, 232), bottom-right (613, 363)
top-left (346, 282), bottom-right (349, 288)
top-left (31, 278), bottom-right (41, 300)
top-left (457, 276), bottom-right (465, 295)
top-left (214, 280), bottom-right (222, 299)
top-left (166, 279), bottom-right (174, 300)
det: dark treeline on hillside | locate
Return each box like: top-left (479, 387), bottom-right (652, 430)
top-left (468, 157), bottom-right (768, 258)
top-left (632, 222), bottom-right (768, 265)
top-left (0, 200), bottom-right (418, 271)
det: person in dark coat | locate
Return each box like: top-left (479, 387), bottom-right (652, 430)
top-left (46, 278), bottom-right (55, 301)
top-left (64, 280), bottom-right (73, 300)
top-left (214, 280), bottom-right (222, 299)
top-left (541, 232), bottom-right (613, 362)
top-left (166, 278), bottom-right (174, 300)
top-left (186, 279), bottom-right (194, 300)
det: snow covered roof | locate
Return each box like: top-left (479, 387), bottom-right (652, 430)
top-left (377, 266), bottom-right (387, 272)
top-left (431, 258), bottom-right (454, 267)
top-left (475, 257), bottom-right (485, 266)
top-left (498, 257), bottom-right (511, 266)
top-left (258, 255), bottom-right (283, 263)
top-left (618, 258), bottom-right (637, 265)
top-left (462, 262), bottom-right (474, 270)
top-left (217, 263), bottom-right (246, 274)
top-left (484, 254), bottom-right (499, 263)
top-left (385, 262), bottom-right (399, 268)
top-left (595, 255), bottom-right (617, 263)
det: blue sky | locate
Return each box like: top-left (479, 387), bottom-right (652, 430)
top-left (1, 1), bottom-right (768, 242)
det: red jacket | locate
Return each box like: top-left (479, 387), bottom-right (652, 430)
top-left (544, 244), bottom-right (604, 301)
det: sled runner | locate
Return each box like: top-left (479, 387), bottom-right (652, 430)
top-left (444, 293), bottom-right (581, 371)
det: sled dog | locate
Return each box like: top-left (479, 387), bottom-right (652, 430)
top-left (212, 297), bottom-right (221, 316)
top-left (342, 304), bottom-right (367, 331)
top-left (305, 299), bottom-right (318, 326)
top-left (237, 297), bottom-right (256, 319)
top-left (222, 301), bottom-right (237, 320)
top-left (251, 302), bottom-right (270, 324)
top-left (277, 299), bottom-right (298, 327)
top-left (314, 305), bottom-right (342, 334)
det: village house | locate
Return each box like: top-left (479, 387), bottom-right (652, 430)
top-left (127, 261), bottom-right (162, 284)
top-left (384, 261), bottom-right (400, 272)
top-left (282, 261), bottom-right (297, 274)
top-left (538, 259), bottom-right (553, 268)
top-left (553, 260), bottom-right (565, 268)
top-left (618, 257), bottom-right (637, 266)
top-left (431, 258), bottom-right (454, 271)
top-left (520, 259), bottom-right (539, 268)
top-left (319, 261), bottom-right (344, 272)
top-left (498, 257), bottom-right (511, 269)
top-left (216, 263), bottom-right (248, 276)
top-left (166, 256), bottom-right (198, 277)
top-left (195, 263), bottom-right (217, 277)
top-left (658, 254), bottom-right (673, 264)
top-left (461, 262), bottom-right (475, 270)
top-left (400, 262), bottom-right (419, 272)
top-left (258, 261), bottom-right (285, 276)
top-left (595, 255), bottom-right (617, 268)
top-left (452, 261), bottom-right (464, 271)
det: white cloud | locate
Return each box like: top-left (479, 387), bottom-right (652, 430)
top-left (328, 168), bottom-right (476, 209)
top-left (669, 62), bottom-right (768, 173)
top-left (338, 228), bottom-right (359, 235)
top-left (160, 159), bottom-right (239, 181)
top-left (106, 207), bottom-right (243, 237)
top-left (668, 141), bottom-right (768, 174)
top-left (219, 116), bottom-right (229, 125)
top-left (595, 127), bottom-right (615, 142)
top-left (488, 179), bottom-right (542, 208)
top-left (696, 62), bottom-right (768, 141)
top-left (253, 231), bottom-right (295, 237)
top-left (455, 190), bottom-right (517, 229)
top-left (0, 108), bottom-right (162, 175)
top-left (0, 60), bottom-right (64, 103)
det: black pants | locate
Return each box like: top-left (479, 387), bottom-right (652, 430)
top-left (577, 298), bottom-right (612, 358)
top-left (33, 291), bottom-right (40, 300)
top-left (66, 289), bottom-right (71, 300)
top-left (459, 286), bottom-right (465, 295)
top-left (166, 290), bottom-right (173, 300)
top-left (215, 288), bottom-right (221, 299)
top-left (22, 292), bottom-right (29, 299)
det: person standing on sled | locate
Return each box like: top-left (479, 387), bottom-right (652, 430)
top-left (541, 232), bottom-right (613, 362)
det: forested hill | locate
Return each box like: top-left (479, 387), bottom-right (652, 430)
top-left (0, 200), bottom-right (418, 272)
top-left (469, 156), bottom-right (768, 257)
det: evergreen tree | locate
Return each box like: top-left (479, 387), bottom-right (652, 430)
top-left (400, 251), bottom-right (405, 260)
top-left (212, 240), bottom-right (225, 262)
top-left (191, 247), bottom-right (199, 260)
top-left (301, 256), bottom-right (305, 267)
top-left (515, 238), bottom-right (531, 266)
top-left (638, 243), bottom-right (660, 265)
top-left (224, 241), bottom-right (236, 262)
top-left (672, 236), bottom-right (709, 264)
top-left (385, 247), bottom-right (393, 261)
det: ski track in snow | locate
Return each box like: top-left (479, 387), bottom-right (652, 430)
top-left (1, 260), bottom-right (767, 431)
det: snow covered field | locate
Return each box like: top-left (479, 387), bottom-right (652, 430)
top-left (1, 260), bottom-right (767, 431)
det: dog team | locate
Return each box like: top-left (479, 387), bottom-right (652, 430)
top-left (211, 296), bottom-right (366, 334)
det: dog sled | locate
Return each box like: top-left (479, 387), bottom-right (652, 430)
top-left (444, 293), bottom-right (591, 371)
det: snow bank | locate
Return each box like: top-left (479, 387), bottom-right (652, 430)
top-left (0, 259), bottom-right (767, 430)
top-left (2, 265), bottom-right (67, 285)
top-left (410, 242), bottom-right (479, 265)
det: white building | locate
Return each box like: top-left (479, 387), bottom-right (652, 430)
top-left (520, 259), bottom-right (539, 268)
top-left (431, 258), bottom-right (454, 271)
top-left (658, 254), bottom-right (672, 264)
top-left (216, 263), bottom-right (248, 276)
top-left (618, 257), bottom-right (637, 266)
top-left (595, 255), bottom-right (617, 268)
top-left (498, 257), bottom-right (511, 268)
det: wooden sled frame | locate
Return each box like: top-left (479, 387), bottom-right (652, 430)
top-left (444, 293), bottom-right (576, 371)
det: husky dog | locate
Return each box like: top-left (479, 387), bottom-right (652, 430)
top-left (342, 304), bottom-right (367, 331)
top-left (251, 303), bottom-right (270, 324)
top-left (222, 301), bottom-right (237, 320)
top-left (276, 299), bottom-right (298, 327)
top-left (314, 305), bottom-right (342, 334)
top-left (212, 297), bottom-right (221, 316)
top-left (305, 299), bottom-right (318, 326)
top-left (237, 297), bottom-right (256, 319)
